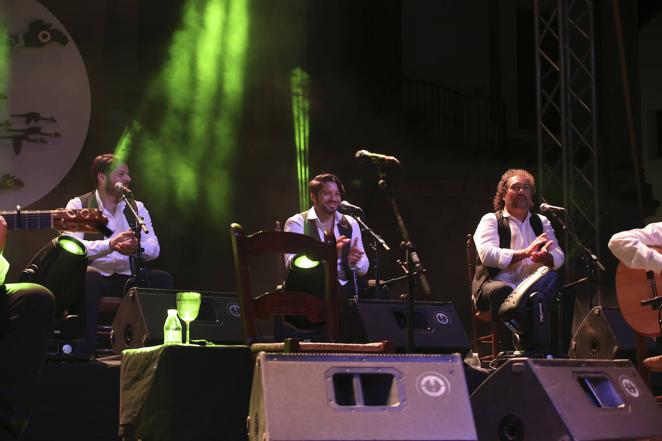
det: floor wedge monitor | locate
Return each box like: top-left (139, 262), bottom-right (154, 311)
top-left (569, 306), bottom-right (655, 360)
top-left (248, 352), bottom-right (477, 441)
top-left (471, 358), bottom-right (662, 441)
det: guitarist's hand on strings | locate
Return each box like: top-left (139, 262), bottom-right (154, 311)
top-left (110, 230), bottom-right (138, 255)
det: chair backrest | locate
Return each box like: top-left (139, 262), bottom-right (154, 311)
top-left (466, 232), bottom-right (498, 360)
top-left (230, 223), bottom-right (339, 344)
top-left (466, 233), bottom-right (477, 287)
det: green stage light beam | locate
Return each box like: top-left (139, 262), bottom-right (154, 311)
top-left (0, 16), bottom-right (10, 113)
top-left (113, 121), bottom-right (140, 167)
top-left (290, 67), bottom-right (310, 212)
top-left (118, 0), bottom-right (249, 223)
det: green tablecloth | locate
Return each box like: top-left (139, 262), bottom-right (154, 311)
top-left (119, 344), bottom-right (252, 441)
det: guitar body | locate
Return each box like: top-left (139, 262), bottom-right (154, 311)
top-left (615, 249), bottom-right (662, 337)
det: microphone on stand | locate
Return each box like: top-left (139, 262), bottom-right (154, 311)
top-left (114, 182), bottom-right (133, 196)
top-left (355, 149), bottom-right (401, 166)
top-left (539, 202), bottom-right (566, 214)
top-left (339, 200), bottom-right (364, 218)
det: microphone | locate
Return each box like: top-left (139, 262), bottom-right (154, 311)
top-left (539, 202), bottom-right (566, 214)
top-left (114, 182), bottom-right (133, 195)
top-left (355, 149), bottom-right (401, 166)
top-left (339, 200), bottom-right (364, 217)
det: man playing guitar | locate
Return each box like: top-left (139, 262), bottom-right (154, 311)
top-left (608, 222), bottom-right (662, 370)
top-left (0, 215), bottom-right (55, 440)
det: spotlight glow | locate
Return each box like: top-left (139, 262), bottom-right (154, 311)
top-left (113, 0), bottom-right (249, 222)
top-left (290, 67), bottom-right (310, 212)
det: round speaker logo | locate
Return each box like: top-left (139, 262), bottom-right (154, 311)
top-left (0, 0), bottom-right (90, 209)
top-left (434, 311), bottom-right (450, 325)
top-left (227, 303), bottom-right (241, 318)
top-left (619, 375), bottom-right (639, 398)
top-left (416, 372), bottom-right (450, 398)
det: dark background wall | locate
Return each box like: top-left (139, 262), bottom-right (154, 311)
top-left (4, 0), bottom-right (660, 335)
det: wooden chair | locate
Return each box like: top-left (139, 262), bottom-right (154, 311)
top-left (230, 223), bottom-right (394, 354)
top-left (466, 233), bottom-right (498, 361)
top-left (231, 222), bottom-right (340, 344)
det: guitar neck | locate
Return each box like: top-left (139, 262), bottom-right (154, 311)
top-left (0, 210), bottom-right (57, 231)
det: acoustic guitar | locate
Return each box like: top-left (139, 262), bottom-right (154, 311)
top-left (615, 248), bottom-right (662, 337)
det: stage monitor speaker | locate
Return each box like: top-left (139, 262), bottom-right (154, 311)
top-left (341, 299), bottom-right (471, 355)
top-left (471, 358), bottom-right (662, 441)
top-left (569, 306), bottom-right (655, 360)
top-left (111, 288), bottom-right (245, 354)
top-left (249, 352), bottom-right (477, 441)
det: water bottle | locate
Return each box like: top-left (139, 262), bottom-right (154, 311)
top-left (163, 309), bottom-right (182, 345)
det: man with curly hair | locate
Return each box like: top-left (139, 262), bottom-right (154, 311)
top-left (472, 169), bottom-right (564, 351)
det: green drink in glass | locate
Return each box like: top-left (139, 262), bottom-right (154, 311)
top-left (176, 291), bottom-right (201, 344)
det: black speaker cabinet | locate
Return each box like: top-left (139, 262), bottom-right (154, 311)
top-left (248, 352), bottom-right (477, 441)
top-left (111, 288), bottom-right (245, 353)
top-left (341, 299), bottom-right (470, 355)
top-left (471, 358), bottom-right (662, 441)
top-left (569, 306), bottom-right (655, 360)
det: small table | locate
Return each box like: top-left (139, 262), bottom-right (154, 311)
top-left (119, 344), bottom-right (252, 441)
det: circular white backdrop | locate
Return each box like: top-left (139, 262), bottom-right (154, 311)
top-left (0, 0), bottom-right (90, 209)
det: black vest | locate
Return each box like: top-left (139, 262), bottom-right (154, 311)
top-left (471, 210), bottom-right (543, 300)
top-left (301, 210), bottom-right (353, 280)
top-left (78, 191), bottom-right (138, 241)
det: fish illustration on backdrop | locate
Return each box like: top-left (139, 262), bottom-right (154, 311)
top-left (0, 174), bottom-right (25, 192)
top-left (10, 112), bottom-right (57, 125)
top-left (0, 133), bottom-right (47, 155)
top-left (9, 19), bottom-right (69, 50)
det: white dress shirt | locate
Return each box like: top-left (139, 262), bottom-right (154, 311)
top-left (473, 209), bottom-right (564, 288)
top-left (284, 207), bottom-right (369, 284)
top-left (65, 191), bottom-right (160, 276)
top-left (608, 222), bottom-right (662, 273)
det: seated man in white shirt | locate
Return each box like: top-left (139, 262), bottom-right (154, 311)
top-left (65, 153), bottom-right (172, 352)
top-left (608, 223), bottom-right (662, 369)
top-left (608, 223), bottom-right (662, 274)
top-left (472, 169), bottom-right (565, 350)
top-left (284, 173), bottom-right (368, 310)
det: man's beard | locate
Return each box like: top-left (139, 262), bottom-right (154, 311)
top-left (106, 179), bottom-right (119, 196)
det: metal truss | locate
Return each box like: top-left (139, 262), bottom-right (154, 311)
top-left (535, 0), bottom-right (600, 283)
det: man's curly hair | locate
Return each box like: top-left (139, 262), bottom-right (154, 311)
top-left (492, 168), bottom-right (536, 211)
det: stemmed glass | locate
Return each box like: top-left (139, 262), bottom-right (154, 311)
top-left (176, 291), bottom-right (201, 345)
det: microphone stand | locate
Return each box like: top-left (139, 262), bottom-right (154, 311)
top-left (548, 210), bottom-right (605, 354)
top-left (374, 167), bottom-right (431, 353)
top-left (355, 216), bottom-right (390, 299)
top-left (120, 193), bottom-right (151, 289)
top-left (548, 210), bottom-right (605, 308)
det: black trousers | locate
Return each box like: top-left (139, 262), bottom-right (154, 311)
top-left (476, 271), bottom-right (560, 351)
top-left (0, 283), bottom-right (54, 440)
top-left (84, 267), bottom-right (173, 350)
